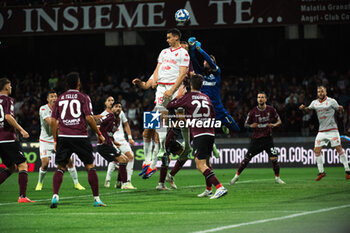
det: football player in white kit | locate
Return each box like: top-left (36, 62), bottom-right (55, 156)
top-left (300, 86), bottom-right (350, 181)
top-left (35, 90), bottom-right (85, 191)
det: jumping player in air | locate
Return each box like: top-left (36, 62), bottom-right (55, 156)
top-left (299, 86), bottom-right (350, 181)
top-left (187, 37), bottom-right (240, 135)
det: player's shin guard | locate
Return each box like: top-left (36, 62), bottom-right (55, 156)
top-left (203, 168), bottom-right (222, 189)
top-left (126, 159), bottom-right (134, 182)
top-left (157, 130), bottom-right (167, 151)
top-left (18, 170), bottom-right (28, 198)
top-left (38, 168), bottom-right (47, 183)
top-left (143, 139), bottom-right (152, 164)
top-left (181, 127), bottom-right (191, 149)
top-left (272, 160), bottom-right (280, 177)
top-left (88, 168), bottom-right (99, 196)
top-left (68, 167), bottom-right (79, 185)
top-left (170, 159), bottom-right (187, 177)
top-left (118, 163), bottom-right (128, 183)
top-left (53, 169), bottom-right (64, 195)
top-left (150, 143), bottom-right (159, 170)
top-left (316, 155), bottom-right (324, 173)
top-left (0, 169), bottom-right (11, 184)
top-left (205, 168), bottom-right (212, 191)
top-left (106, 162), bottom-right (116, 181)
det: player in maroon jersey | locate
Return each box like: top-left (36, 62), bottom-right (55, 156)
top-left (229, 91), bottom-right (285, 185)
top-left (0, 78), bottom-right (35, 203)
top-left (167, 74), bottom-right (228, 199)
top-left (50, 72), bottom-right (106, 208)
top-left (97, 103), bottom-right (129, 189)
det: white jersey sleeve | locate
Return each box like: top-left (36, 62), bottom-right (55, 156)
top-left (39, 105), bottom-right (53, 142)
top-left (329, 98), bottom-right (339, 111)
top-left (113, 111), bottom-right (127, 141)
top-left (308, 100), bottom-right (316, 110)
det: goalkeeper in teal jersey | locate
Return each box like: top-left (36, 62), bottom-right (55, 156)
top-left (188, 37), bottom-right (240, 133)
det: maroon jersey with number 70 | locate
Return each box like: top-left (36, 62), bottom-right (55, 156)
top-left (51, 90), bottom-right (93, 138)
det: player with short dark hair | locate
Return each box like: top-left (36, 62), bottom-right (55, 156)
top-left (0, 78), bottom-right (35, 203)
top-left (35, 90), bottom-right (85, 191)
top-left (229, 92), bottom-right (285, 185)
top-left (167, 74), bottom-right (228, 199)
top-left (50, 73), bottom-right (106, 208)
top-left (299, 86), bottom-right (349, 180)
top-left (97, 103), bottom-right (130, 188)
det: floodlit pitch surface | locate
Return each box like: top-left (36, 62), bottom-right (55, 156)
top-left (0, 167), bottom-right (349, 233)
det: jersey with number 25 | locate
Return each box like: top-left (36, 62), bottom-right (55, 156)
top-left (51, 90), bottom-right (93, 138)
top-left (166, 91), bottom-right (215, 138)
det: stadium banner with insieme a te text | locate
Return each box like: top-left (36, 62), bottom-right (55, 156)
top-left (0, 140), bottom-right (349, 172)
top-left (0, 0), bottom-right (349, 36)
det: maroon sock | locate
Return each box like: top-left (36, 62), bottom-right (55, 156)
top-left (118, 163), bottom-right (127, 183)
top-left (272, 160), bottom-right (280, 176)
top-left (53, 169), bottom-right (64, 195)
top-left (159, 166), bottom-right (168, 183)
top-left (170, 159), bottom-right (187, 177)
top-left (18, 170), bottom-right (28, 197)
top-left (88, 168), bottom-right (99, 196)
top-left (205, 171), bottom-right (212, 191)
top-left (237, 158), bottom-right (250, 174)
top-left (202, 168), bottom-right (221, 188)
top-left (0, 169), bottom-right (11, 184)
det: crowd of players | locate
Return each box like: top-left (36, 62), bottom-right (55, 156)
top-left (6, 69), bottom-right (350, 141)
top-left (0, 28), bottom-right (349, 206)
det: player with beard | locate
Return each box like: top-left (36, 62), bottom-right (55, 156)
top-left (0, 78), bottom-right (35, 203)
top-left (229, 91), bottom-right (285, 187)
top-left (97, 103), bottom-right (129, 189)
top-left (300, 86), bottom-right (349, 181)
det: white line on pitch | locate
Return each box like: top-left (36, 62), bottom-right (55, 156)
top-left (192, 204), bottom-right (350, 233)
top-left (0, 179), bottom-right (273, 206)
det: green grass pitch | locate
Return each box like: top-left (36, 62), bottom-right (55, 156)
top-left (0, 167), bottom-right (349, 233)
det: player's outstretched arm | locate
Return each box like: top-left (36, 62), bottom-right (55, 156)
top-left (86, 115), bottom-right (105, 144)
top-left (132, 78), bottom-right (152, 90)
top-left (196, 43), bottom-right (218, 71)
top-left (152, 63), bottom-right (161, 89)
top-left (188, 37), bottom-right (203, 75)
top-left (299, 104), bottom-right (310, 113)
top-left (5, 114), bottom-right (29, 138)
top-left (123, 122), bottom-right (135, 146)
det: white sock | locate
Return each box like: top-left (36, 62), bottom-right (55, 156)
top-left (126, 159), bottom-right (134, 182)
top-left (316, 156), bottom-right (324, 173)
top-left (94, 196), bottom-right (101, 202)
top-left (157, 130), bottom-right (167, 151)
top-left (144, 139), bottom-right (152, 164)
top-left (150, 143), bottom-right (159, 169)
top-left (68, 167), bottom-right (79, 185)
top-left (38, 168), bottom-right (47, 183)
top-left (339, 154), bottom-right (350, 171)
top-left (106, 162), bottom-right (116, 181)
top-left (181, 127), bottom-right (191, 149)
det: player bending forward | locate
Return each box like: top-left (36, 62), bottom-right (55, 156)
top-left (300, 86), bottom-right (350, 181)
top-left (35, 90), bottom-right (85, 191)
top-left (98, 103), bottom-right (129, 189)
top-left (167, 74), bottom-right (227, 199)
top-left (50, 72), bottom-right (106, 208)
top-left (230, 92), bottom-right (285, 186)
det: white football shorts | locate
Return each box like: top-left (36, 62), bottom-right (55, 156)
top-left (314, 130), bottom-right (341, 148)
